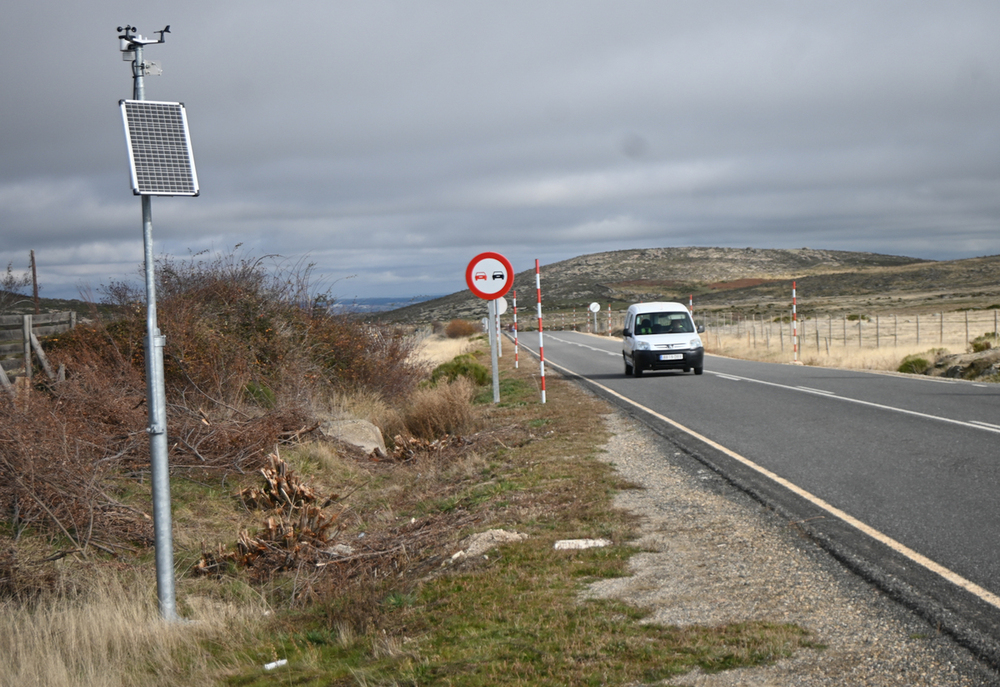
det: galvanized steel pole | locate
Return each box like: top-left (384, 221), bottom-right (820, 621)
top-left (123, 27), bottom-right (177, 621)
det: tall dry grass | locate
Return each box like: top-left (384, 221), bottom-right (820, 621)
top-left (0, 571), bottom-right (268, 687)
top-left (706, 330), bottom-right (958, 371)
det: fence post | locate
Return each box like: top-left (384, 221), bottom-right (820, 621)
top-left (966, 310), bottom-right (969, 347)
top-left (917, 314), bottom-right (920, 345)
top-left (940, 312), bottom-right (944, 344)
top-left (876, 315), bottom-right (880, 348)
top-left (21, 314), bottom-right (32, 382)
top-left (0, 361), bottom-right (12, 397)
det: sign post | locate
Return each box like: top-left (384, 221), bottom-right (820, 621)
top-left (465, 252), bottom-right (514, 403)
top-left (589, 302), bottom-right (600, 335)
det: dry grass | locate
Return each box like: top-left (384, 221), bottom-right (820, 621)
top-left (706, 330), bottom-right (961, 372)
top-left (410, 333), bottom-right (474, 366)
top-left (0, 570), bottom-right (268, 687)
top-left (404, 377), bottom-right (478, 439)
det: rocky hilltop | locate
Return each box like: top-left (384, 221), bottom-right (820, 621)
top-left (378, 247), bottom-right (1000, 323)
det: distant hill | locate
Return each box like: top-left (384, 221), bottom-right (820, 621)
top-left (377, 246), bottom-right (993, 323)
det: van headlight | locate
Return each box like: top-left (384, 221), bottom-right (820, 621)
top-left (635, 341), bottom-right (651, 351)
top-left (690, 338), bottom-right (703, 349)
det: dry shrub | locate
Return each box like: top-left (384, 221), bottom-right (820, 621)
top-left (444, 319), bottom-right (478, 338)
top-left (197, 453), bottom-right (345, 580)
top-left (89, 249), bottom-right (425, 408)
top-left (404, 377), bottom-right (477, 439)
top-left (2, 248), bottom-right (428, 558)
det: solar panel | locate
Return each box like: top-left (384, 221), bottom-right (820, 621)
top-left (120, 99), bottom-right (199, 196)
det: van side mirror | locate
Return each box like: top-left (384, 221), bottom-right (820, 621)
top-left (697, 325), bottom-right (705, 333)
top-left (622, 328), bottom-right (631, 337)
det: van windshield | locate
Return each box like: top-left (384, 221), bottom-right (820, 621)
top-left (634, 312), bottom-right (693, 335)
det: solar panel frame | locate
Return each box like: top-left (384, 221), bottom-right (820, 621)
top-left (120, 99), bottom-right (200, 197)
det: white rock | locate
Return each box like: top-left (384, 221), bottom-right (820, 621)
top-left (553, 538), bottom-right (612, 550)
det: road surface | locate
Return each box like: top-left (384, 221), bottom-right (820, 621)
top-left (515, 329), bottom-right (1000, 663)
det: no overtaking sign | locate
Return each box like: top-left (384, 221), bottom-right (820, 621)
top-left (466, 252), bottom-right (514, 300)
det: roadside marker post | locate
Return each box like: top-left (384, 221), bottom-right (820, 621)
top-left (536, 259), bottom-right (546, 404)
top-left (792, 281), bottom-right (799, 363)
top-left (513, 290), bottom-right (519, 369)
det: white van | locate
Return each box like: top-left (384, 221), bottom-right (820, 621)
top-left (622, 302), bottom-right (704, 376)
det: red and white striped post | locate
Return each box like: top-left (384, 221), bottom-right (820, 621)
top-left (689, 294), bottom-right (693, 314)
top-left (792, 281), bottom-right (799, 363)
top-left (535, 259), bottom-right (546, 404)
top-left (607, 303), bottom-right (611, 335)
top-left (513, 290), bottom-right (519, 369)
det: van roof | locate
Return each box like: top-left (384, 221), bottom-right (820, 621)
top-left (627, 301), bottom-right (689, 314)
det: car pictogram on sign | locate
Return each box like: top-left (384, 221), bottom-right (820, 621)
top-left (492, 271), bottom-right (504, 280)
top-left (474, 271), bottom-right (487, 281)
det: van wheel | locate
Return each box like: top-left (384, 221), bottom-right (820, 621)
top-left (632, 362), bottom-right (643, 377)
top-left (624, 355), bottom-right (633, 376)
top-left (694, 367), bottom-right (703, 375)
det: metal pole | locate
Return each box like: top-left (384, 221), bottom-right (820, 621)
top-left (489, 299), bottom-right (500, 404)
top-left (133, 36), bottom-right (177, 622)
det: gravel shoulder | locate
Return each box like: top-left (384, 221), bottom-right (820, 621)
top-left (587, 410), bottom-right (1000, 686)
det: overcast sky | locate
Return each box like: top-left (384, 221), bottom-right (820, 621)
top-left (3, 2), bottom-right (1000, 301)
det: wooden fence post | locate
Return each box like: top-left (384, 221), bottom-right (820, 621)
top-left (21, 314), bottom-right (32, 382)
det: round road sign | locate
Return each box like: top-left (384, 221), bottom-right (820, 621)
top-left (466, 252), bottom-right (514, 300)
top-left (588, 302), bottom-right (601, 313)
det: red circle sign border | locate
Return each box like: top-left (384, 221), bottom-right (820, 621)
top-left (466, 251), bottom-right (514, 300)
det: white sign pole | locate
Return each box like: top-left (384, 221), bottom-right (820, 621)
top-left (489, 298), bottom-right (500, 403)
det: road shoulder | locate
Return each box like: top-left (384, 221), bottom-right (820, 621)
top-left (587, 409), bottom-right (1000, 686)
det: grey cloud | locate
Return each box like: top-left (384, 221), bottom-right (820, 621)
top-left (3, 2), bottom-right (1000, 300)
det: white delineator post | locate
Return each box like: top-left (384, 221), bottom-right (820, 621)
top-left (793, 281), bottom-right (799, 363)
top-left (496, 299), bottom-right (502, 358)
top-left (536, 259), bottom-right (546, 404)
top-left (513, 290), bottom-right (519, 369)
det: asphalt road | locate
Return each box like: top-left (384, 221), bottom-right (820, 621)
top-left (514, 329), bottom-right (1000, 661)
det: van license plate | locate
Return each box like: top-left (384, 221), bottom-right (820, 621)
top-left (659, 354), bottom-right (683, 361)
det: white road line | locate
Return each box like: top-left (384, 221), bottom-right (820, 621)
top-left (548, 334), bottom-right (619, 357)
top-left (796, 386), bottom-right (837, 396)
top-left (705, 370), bottom-right (1000, 436)
top-left (536, 353), bottom-right (1000, 614)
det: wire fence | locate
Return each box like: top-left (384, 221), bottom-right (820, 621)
top-left (708, 310), bottom-right (1000, 353)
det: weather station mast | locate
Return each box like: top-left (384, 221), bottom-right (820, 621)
top-left (116, 24), bottom-right (200, 621)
